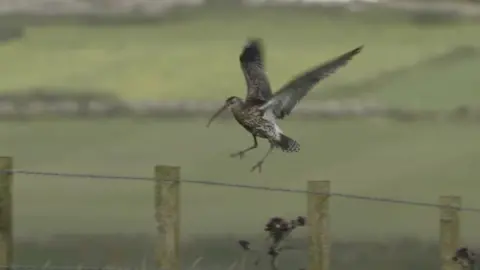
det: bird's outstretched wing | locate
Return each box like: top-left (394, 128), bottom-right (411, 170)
top-left (240, 38), bottom-right (273, 103)
top-left (260, 45), bottom-right (363, 119)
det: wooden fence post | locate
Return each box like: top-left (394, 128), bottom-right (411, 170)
top-left (154, 165), bottom-right (180, 270)
top-left (0, 157), bottom-right (13, 269)
top-left (307, 180), bottom-right (330, 270)
top-left (439, 195), bottom-right (461, 270)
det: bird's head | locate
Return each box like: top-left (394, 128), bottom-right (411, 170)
top-left (206, 96), bottom-right (243, 127)
top-left (225, 96), bottom-right (243, 108)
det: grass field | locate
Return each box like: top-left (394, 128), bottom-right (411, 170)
top-left (5, 119), bottom-right (480, 242)
top-left (1, 6), bottom-right (480, 247)
top-left (1, 7), bottom-right (480, 110)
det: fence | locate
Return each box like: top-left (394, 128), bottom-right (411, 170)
top-left (0, 156), bottom-right (477, 270)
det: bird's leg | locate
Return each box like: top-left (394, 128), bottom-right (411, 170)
top-left (230, 135), bottom-right (258, 159)
top-left (250, 143), bottom-right (274, 173)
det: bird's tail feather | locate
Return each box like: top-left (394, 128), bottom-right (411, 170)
top-left (276, 134), bottom-right (300, 153)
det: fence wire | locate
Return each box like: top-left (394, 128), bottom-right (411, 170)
top-left (2, 169), bottom-right (480, 213)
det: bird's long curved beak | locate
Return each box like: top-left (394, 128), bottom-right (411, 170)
top-left (206, 104), bottom-right (228, 127)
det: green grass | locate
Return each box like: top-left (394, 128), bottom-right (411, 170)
top-left (316, 46), bottom-right (480, 110)
top-left (5, 119), bottom-right (480, 242)
top-left (2, 8), bottom-right (480, 242)
top-left (1, 7), bottom-right (480, 110)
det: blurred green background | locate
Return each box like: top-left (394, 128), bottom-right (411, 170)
top-left (3, 2), bottom-right (480, 270)
top-left (1, 6), bottom-right (480, 109)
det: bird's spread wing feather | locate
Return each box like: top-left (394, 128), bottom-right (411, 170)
top-left (240, 38), bottom-right (273, 103)
top-left (260, 45), bottom-right (364, 119)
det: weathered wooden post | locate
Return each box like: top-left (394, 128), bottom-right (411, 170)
top-left (0, 157), bottom-right (13, 269)
top-left (439, 195), bottom-right (461, 270)
top-left (307, 180), bottom-right (330, 270)
top-left (154, 165), bottom-right (180, 270)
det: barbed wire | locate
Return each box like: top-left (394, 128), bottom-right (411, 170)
top-left (2, 169), bottom-right (480, 213)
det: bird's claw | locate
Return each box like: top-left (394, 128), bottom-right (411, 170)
top-left (230, 151), bottom-right (245, 159)
top-left (250, 161), bottom-right (263, 173)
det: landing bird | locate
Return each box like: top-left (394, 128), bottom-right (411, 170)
top-left (206, 38), bottom-right (363, 173)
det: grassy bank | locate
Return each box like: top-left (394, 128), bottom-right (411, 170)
top-left (4, 119), bottom-right (480, 240)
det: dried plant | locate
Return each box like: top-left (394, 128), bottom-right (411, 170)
top-left (237, 216), bottom-right (306, 270)
top-left (453, 247), bottom-right (476, 270)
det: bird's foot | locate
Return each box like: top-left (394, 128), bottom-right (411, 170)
top-left (230, 151), bottom-right (246, 159)
top-left (250, 161), bottom-right (264, 173)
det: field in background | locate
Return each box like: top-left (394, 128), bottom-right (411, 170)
top-left (0, 7), bottom-right (480, 110)
top-left (6, 119), bottom-right (480, 239)
top-left (3, 5), bottom-right (480, 270)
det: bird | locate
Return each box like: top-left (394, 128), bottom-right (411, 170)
top-left (206, 38), bottom-right (363, 173)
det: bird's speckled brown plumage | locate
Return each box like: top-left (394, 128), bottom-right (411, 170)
top-left (207, 38), bottom-right (363, 172)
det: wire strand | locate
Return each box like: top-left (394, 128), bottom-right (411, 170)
top-left (3, 169), bottom-right (479, 213)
